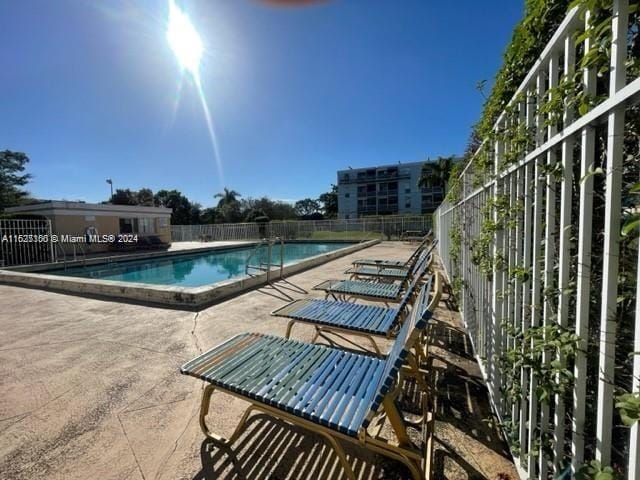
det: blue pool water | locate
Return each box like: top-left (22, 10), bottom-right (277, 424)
top-left (48, 242), bottom-right (354, 287)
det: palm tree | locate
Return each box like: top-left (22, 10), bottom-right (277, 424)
top-left (214, 187), bottom-right (241, 208)
top-left (418, 156), bottom-right (454, 193)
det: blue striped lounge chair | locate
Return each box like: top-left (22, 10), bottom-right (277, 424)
top-left (313, 252), bottom-right (430, 305)
top-left (351, 229), bottom-right (433, 269)
top-left (272, 271), bottom-right (441, 359)
top-left (346, 241), bottom-right (437, 281)
top-left (180, 283), bottom-right (435, 480)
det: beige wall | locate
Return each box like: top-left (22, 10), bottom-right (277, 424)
top-left (50, 214), bottom-right (171, 254)
top-left (156, 222), bottom-right (171, 243)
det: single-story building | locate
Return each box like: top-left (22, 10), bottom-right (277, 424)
top-left (5, 201), bottom-right (172, 254)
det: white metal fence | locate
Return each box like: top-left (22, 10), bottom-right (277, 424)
top-left (171, 216), bottom-right (432, 242)
top-left (0, 219), bottom-right (56, 267)
top-left (435, 3), bottom-right (639, 478)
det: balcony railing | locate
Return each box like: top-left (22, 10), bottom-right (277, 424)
top-left (339, 172), bottom-right (410, 184)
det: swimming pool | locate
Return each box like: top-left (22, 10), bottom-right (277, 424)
top-left (47, 242), bottom-right (354, 287)
top-left (0, 240), bottom-right (378, 308)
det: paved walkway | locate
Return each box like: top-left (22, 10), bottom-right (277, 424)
top-left (0, 242), bottom-right (517, 479)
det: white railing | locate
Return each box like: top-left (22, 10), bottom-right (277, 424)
top-left (170, 215), bottom-right (432, 242)
top-left (435, 2), bottom-right (640, 479)
top-left (0, 219), bottom-right (56, 267)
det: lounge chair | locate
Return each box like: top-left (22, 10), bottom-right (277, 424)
top-left (148, 235), bottom-right (170, 249)
top-left (314, 251), bottom-right (431, 305)
top-left (346, 241), bottom-right (437, 281)
top-left (314, 278), bottom-right (404, 305)
top-left (272, 271), bottom-right (442, 357)
top-left (180, 283), bottom-right (435, 480)
top-left (352, 229), bottom-right (432, 269)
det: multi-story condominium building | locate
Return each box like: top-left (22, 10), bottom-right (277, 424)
top-left (336, 159), bottom-right (460, 219)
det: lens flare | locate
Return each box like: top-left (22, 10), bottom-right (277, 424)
top-left (167, 0), bottom-right (203, 76)
top-left (167, 0), bottom-right (223, 184)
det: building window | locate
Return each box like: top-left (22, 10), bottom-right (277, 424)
top-left (157, 217), bottom-right (169, 228)
top-left (405, 201), bottom-right (411, 208)
top-left (139, 218), bottom-right (155, 234)
top-left (345, 193), bottom-right (350, 198)
top-left (119, 218), bottom-right (136, 234)
top-left (405, 188), bottom-right (411, 194)
top-left (119, 218), bottom-right (156, 234)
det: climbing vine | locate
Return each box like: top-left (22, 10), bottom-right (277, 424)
top-left (500, 325), bottom-right (580, 405)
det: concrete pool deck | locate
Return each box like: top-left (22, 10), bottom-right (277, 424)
top-left (0, 242), bottom-right (518, 479)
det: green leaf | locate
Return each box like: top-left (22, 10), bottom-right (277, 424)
top-left (580, 165), bottom-right (604, 184)
top-left (621, 214), bottom-right (640, 237)
top-left (616, 393), bottom-right (640, 426)
top-left (595, 473), bottom-right (614, 480)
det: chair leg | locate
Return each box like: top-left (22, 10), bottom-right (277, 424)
top-left (316, 430), bottom-right (357, 480)
top-left (285, 320), bottom-right (297, 339)
top-left (199, 385), bottom-right (258, 446)
top-left (367, 335), bottom-right (382, 357)
top-left (423, 411), bottom-right (435, 480)
top-left (311, 326), bottom-right (322, 343)
top-left (406, 353), bottom-right (428, 392)
top-left (382, 397), bottom-right (412, 448)
top-left (365, 435), bottom-right (424, 480)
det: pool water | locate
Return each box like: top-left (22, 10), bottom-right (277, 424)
top-left (48, 242), bottom-right (354, 287)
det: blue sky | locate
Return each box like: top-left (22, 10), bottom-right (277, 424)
top-left (1, 0), bottom-right (523, 207)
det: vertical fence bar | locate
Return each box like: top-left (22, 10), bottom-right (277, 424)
top-left (554, 30), bottom-right (576, 471)
top-left (572, 8), bottom-right (597, 472)
top-left (596, 0), bottom-right (628, 466)
top-left (527, 68), bottom-right (546, 477)
top-left (540, 50), bottom-right (559, 478)
top-left (509, 171), bottom-right (519, 427)
top-left (491, 127), bottom-right (504, 413)
top-left (631, 244), bottom-right (640, 479)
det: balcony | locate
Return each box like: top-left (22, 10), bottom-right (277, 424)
top-left (339, 171), bottom-right (410, 184)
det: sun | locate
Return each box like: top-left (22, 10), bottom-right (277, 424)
top-left (167, 0), bottom-right (203, 77)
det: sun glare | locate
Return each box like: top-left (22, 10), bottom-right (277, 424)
top-left (166, 0), bottom-right (224, 185)
top-left (167, 0), bottom-right (203, 76)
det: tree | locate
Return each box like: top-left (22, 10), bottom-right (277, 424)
top-left (217, 202), bottom-right (242, 223)
top-left (137, 188), bottom-right (154, 206)
top-left (294, 198), bottom-right (322, 218)
top-left (239, 197), bottom-right (297, 221)
top-left (318, 185), bottom-right (338, 218)
top-left (199, 207), bottom-right (217, 224)
top-left (214, 187), bottom-right (241, 208)
top-left (268, 201), bottom-right (297, 220)
top-left (244, 207), bottom-right (268, 222)
top-left (418, 156), bottom-right (455, 193)
top-left (110, 188), bottom-right (138, 205)
top-left (0, 150), bottom-right (32, 211)
top-left (154, 189), bottom-right (199, 224)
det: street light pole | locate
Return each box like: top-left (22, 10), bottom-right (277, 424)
top-left (106, 179), bottom-right (113, 201)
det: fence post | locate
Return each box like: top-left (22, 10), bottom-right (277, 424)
top-left (596, 0), bottom-right (628, 466)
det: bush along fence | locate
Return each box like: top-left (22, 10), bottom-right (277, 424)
top-left (170, 215), bottom-right (432, 242)
top-left (435, 2), bottom-right (640, 479)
